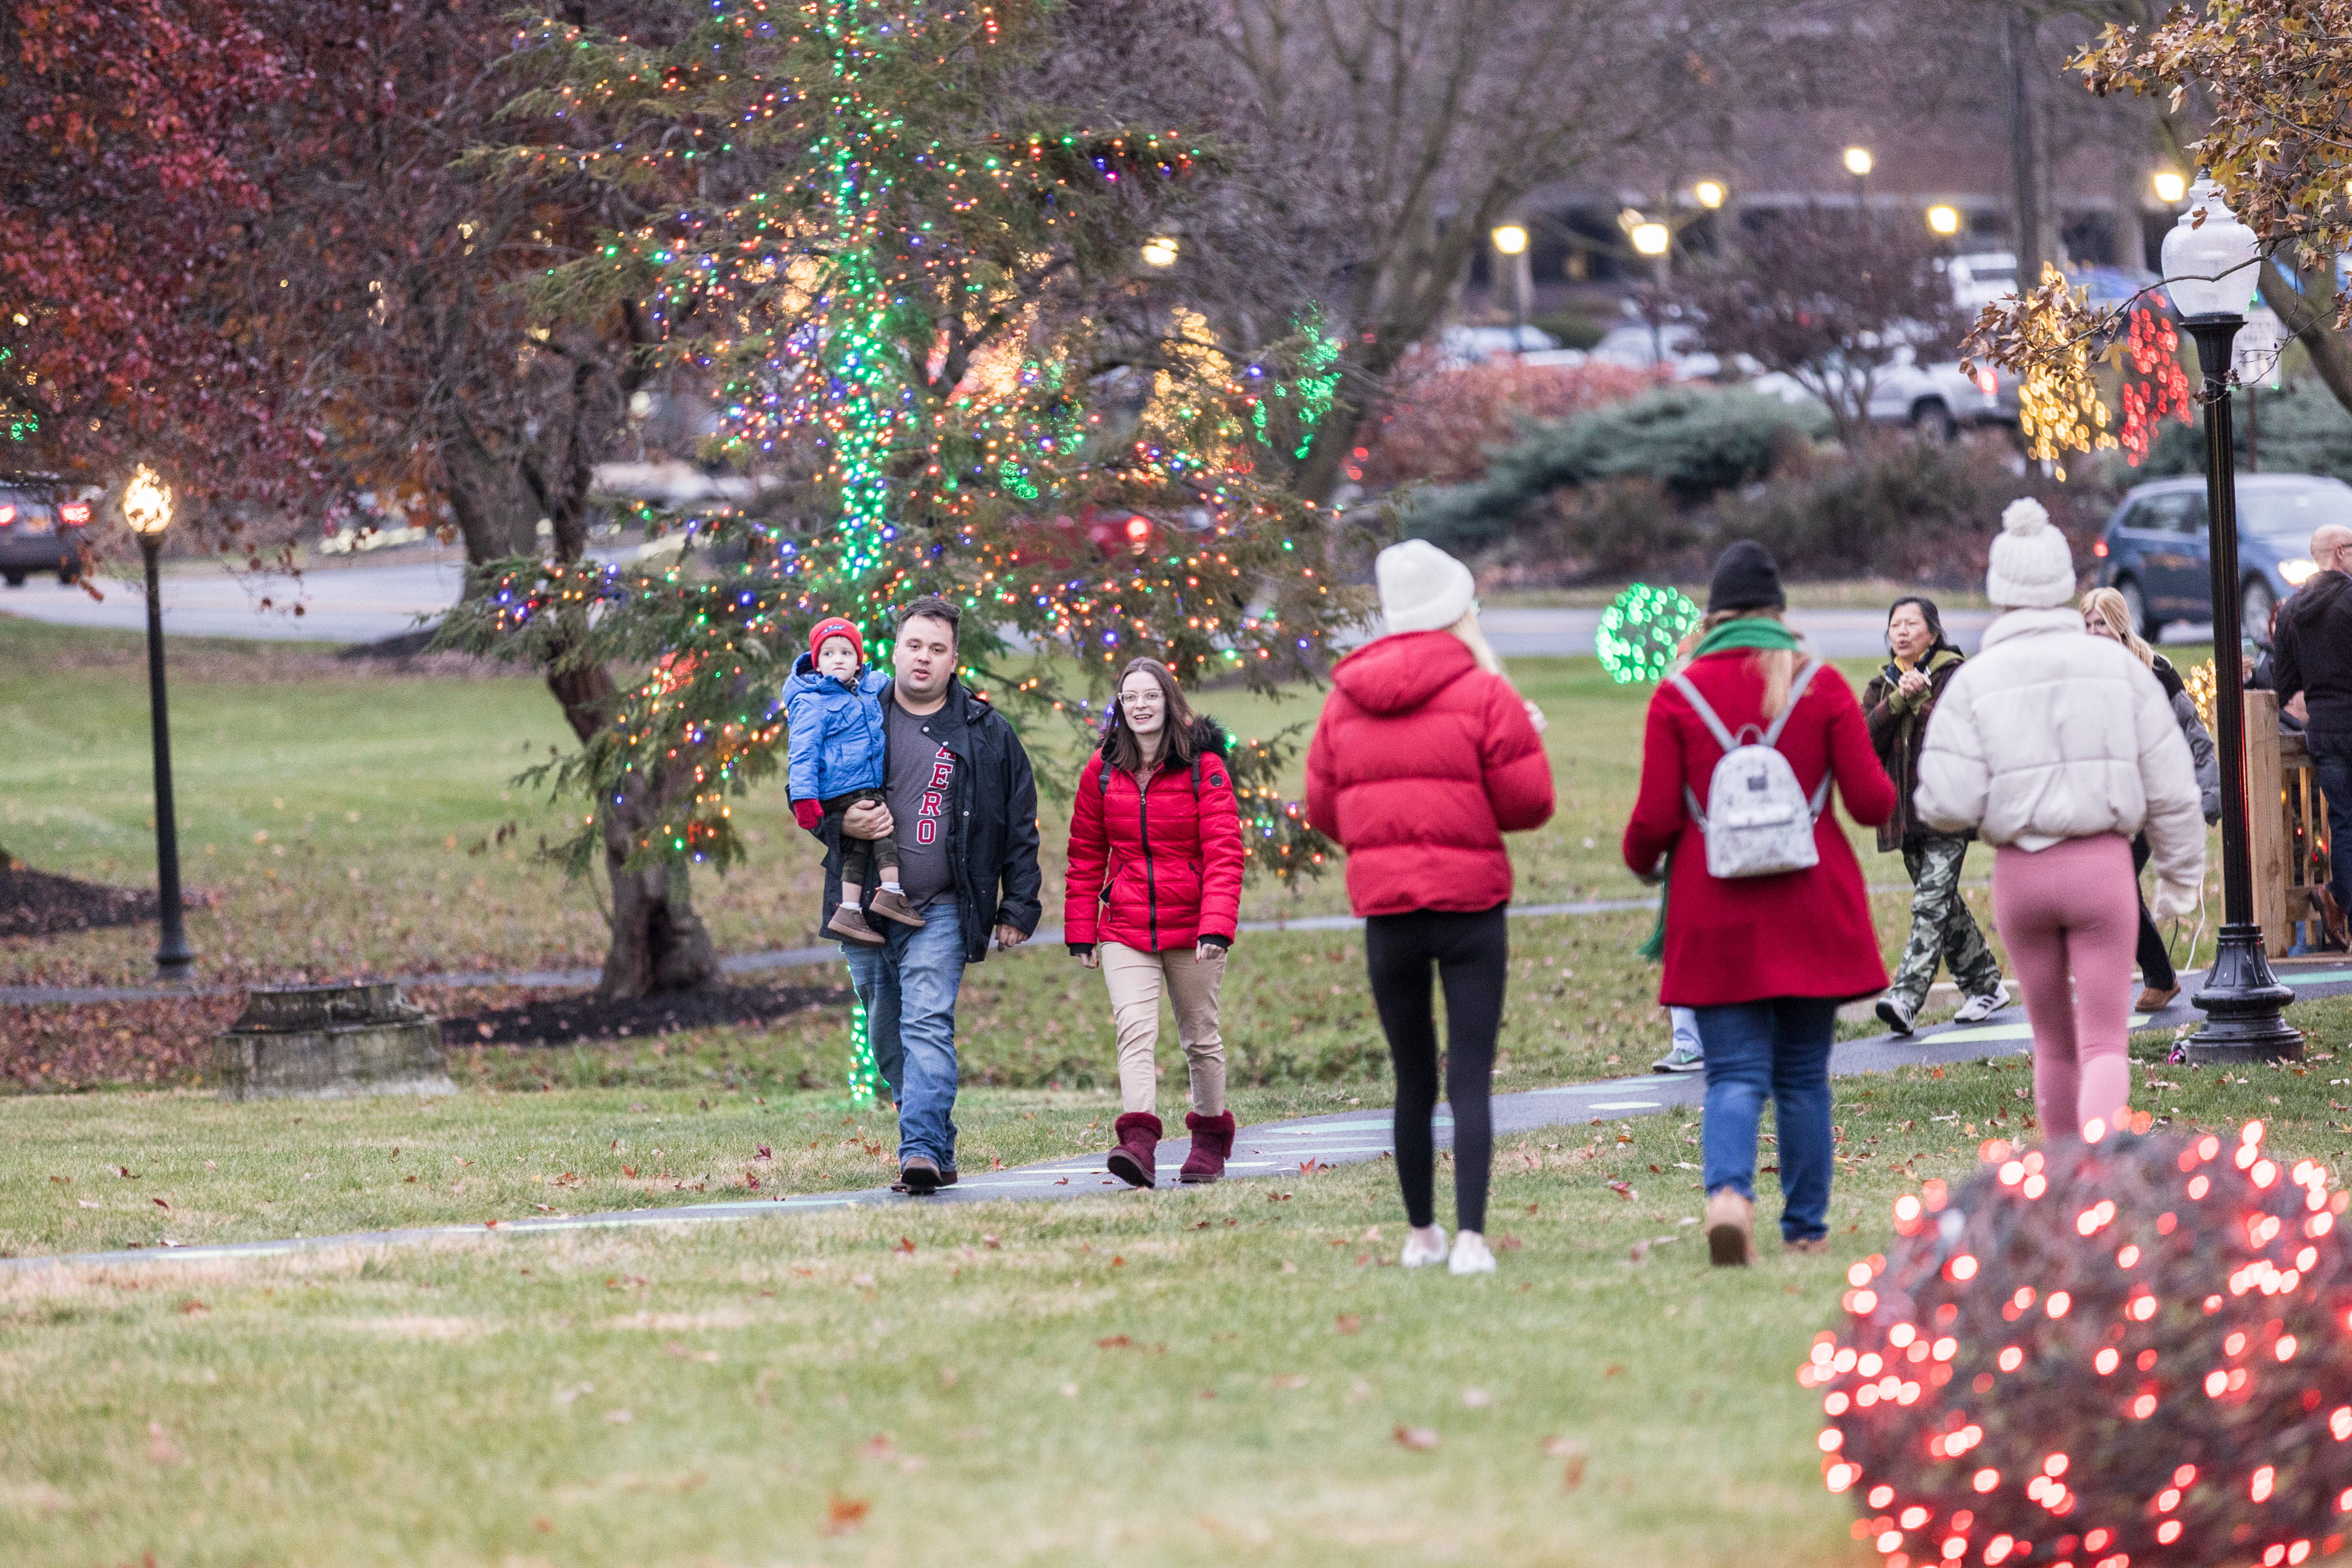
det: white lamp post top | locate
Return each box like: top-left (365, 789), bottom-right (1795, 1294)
top-left (2161, 177), bottom-right (2262, 320)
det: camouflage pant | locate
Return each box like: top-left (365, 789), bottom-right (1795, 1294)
top-left (1887, 832), bottom-right (2002, 1009)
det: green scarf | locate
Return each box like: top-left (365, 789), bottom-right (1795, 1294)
top-left (1636, 617), bottom-right (1803, 962)
top-left (1691, 617), bottom-right (1803, 658)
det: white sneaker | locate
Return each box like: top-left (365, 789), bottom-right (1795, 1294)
top-left (1448, 1231), bottom-right (1497, 1275)
top-left (1401, 1225), bottom-right (1448, 1267)
top-left (1952, 982), bottom-right (2012, 1024)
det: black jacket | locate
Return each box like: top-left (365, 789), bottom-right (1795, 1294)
top-left (2274, 572), bottom-right (2352, 739)
top-left (813, 678), bottom-right (1042, 962)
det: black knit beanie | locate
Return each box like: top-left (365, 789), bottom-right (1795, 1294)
top-left (1707, 540), bottom-right (1786, 614)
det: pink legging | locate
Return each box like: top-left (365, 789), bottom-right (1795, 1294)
top-left (1991, 834), bottom-right (2140, 1139)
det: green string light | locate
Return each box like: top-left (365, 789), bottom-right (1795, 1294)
top-left (1596, 583), bottom-right (1700, 685)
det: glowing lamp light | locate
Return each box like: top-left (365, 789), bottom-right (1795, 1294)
top-left (2153, 169), bottom-right (2189, 204)
top-left (1927, 204), bottom-right (1961, 237)
top-left (123, 465), bottom-right (173, 536)
top-left (1693, 179), bottom-right (1726, 210)
top-left (1630, 221), bottom-right (1671, 258)
top-left (1843, 146), bottom-right (1874, 178)
top-left (1490, 223), bottom-right (1529, 256)
top-left (1139, 235), bottom-right (1180, 268)
top-left (2161, 177), bottom-right (2262, 319)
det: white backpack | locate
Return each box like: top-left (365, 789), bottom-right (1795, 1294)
top-left (1670, 661), bottom-right (1831, 879)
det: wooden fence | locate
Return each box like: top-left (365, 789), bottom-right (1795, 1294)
top-left (2247, 689), bottom-right (2333, 956)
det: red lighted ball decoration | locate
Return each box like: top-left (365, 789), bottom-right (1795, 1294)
top-left (1808, 1121), bottom-right (2352, 1568)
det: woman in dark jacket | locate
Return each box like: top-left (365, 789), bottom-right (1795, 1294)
top-left (1860, 596), bottom-right (2008, 1036)
top-left (1065, 659), bottom-right (1246, 1189)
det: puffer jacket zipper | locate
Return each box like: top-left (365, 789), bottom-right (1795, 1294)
top-left (1137, 767), bottom-right (1159, 948)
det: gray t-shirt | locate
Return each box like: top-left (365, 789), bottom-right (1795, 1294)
top-left (885, 701), bottom-right (958, 906)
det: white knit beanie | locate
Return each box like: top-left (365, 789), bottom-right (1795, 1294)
top-left (1984, 497), bottom-right (2076, 609)
top-left (1376, 539), bottom-right (1477, 633)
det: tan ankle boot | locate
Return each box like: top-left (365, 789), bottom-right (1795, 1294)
top-left (866, 888), bottom-right (928, 927)
top-left (826, 902), bottom-right (886, 945)
top-left (1705, 1188), bottom-right (1755, 1268)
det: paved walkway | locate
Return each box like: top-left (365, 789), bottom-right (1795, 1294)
top-left (12, 960), bottom-right (2351, 1276)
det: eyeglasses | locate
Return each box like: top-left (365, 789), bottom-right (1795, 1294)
top-left (1118, 690), bottom-right (1160, 706)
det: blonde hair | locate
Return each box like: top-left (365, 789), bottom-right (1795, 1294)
top-left (1703, 607), bottom-right (1799, 719)
top-left (1448, 606), bottom-right (1505, 675)
top-left (2079, 587), bottom-right (2155, 668)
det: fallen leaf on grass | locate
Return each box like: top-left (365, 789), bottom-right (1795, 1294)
top-left (151, 1197), bottom-right (170, 1210)
top-left (146, 1421), bottom-right (182, 1466)
top-left (755, 1144), bottom-right (773, 1160)
top-left (176, 1299), bottom-right (208, 1316)
top-left (1494, 1233), bottom-right (1522, 1251)
top-left (76, 1199), bottom-right (100, 1209)
top-left (892, 1237), bottom-right (916, 1256)
top-left (113, 1166), bottom-right (133, 1179)
top-left (1060, 1382), bottom-right (1080, 1398)
top-left (1279, 1260), bottom-right (1298, 1274)
top-left (48, 1175), bottom-right (67, 1184)
top-left (824, 1492), bottom-right (870, 1534)
top-left (1271, 1373), bottom-right (1309, 1389)
top-left (1393, 1425), bottom-right (1439, 1451)
top-left (1461, 1387), bottom-right (1494, 1407)
top-left (982, 1234), bottom-right (1001, 1249)
top-left (1605, 1181), bottom-right (1635, 1201)
top-left (1543, 1435), bottom-right (1581, 1457)
top-left (621, 1164), bottom-right (638, 1179)
top-left (1098, 1335), bottom-right (1135, 1350)
top-left (1335, 1314), bottom-right (1362, 1335)
top-left (860, 1434), bottom-right (894, 1459)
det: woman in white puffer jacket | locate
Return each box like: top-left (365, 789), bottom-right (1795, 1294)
top-left (1915, 498), bottom-right (2205, 1142)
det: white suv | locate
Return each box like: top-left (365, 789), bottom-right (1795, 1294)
top-left (1865, 344), bottom-right (2016, 437)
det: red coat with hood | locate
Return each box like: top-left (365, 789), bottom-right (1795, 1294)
top-left (1064, 719), bottom-right (1245, 951)
top-left (1622, 648), bottom-right (1895, 1006)
top-left (1305, 630), bottom-right (1555, 916)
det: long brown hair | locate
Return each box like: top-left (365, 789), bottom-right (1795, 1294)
top-left (1102, 658), bottom-right (1200, 774)
top-left (1701, 607), bottom-right (1801, 720)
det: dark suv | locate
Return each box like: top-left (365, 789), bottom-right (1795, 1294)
top-left (0, 476), bottom-right (90, 587)
top-left (2093, 472), bottom-right (2352, 642)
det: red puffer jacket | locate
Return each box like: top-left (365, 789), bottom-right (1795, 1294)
top-left (1621, 648), bottom-right (1896, 1006)
top-left (1063, 721), bottom-right (1245, 951)
top-left (1305, 631), bottom-right (1555, 917)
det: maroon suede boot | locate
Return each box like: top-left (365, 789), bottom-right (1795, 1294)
top-left (1179, 1111), bottom-right (1236, 1184)
top-left (1105, 1111), bottom-right (1162, 1188)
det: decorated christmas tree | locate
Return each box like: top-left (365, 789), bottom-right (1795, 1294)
top-left (444, 0), bottom-right (1361, 1084)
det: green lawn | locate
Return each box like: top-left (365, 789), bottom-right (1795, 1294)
top-left (0, 611), bottom-right (2334, 1566)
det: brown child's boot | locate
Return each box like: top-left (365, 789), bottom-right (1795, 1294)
top-left (1705, 1188), bottom-right (1756, 1268)
top-left (825, 888), bottom-right (885, 945)
top-left (866, 887), bottom-right (928, 927)
top-left (1179, 1111), bottom-right (1235, 1184)
top-left (1105, 1111), bottom-right (1162, 1188)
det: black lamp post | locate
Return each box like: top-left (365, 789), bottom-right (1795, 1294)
top-left (2164, 182), bottom-right (2298, 1063)
top-left (124, 466), bottom-right (193, 980)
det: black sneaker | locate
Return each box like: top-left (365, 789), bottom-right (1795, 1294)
top-left (1874, 996), bottom-right (1916, 1036)
top-left (889, 1168), bottom-right (957, 1194)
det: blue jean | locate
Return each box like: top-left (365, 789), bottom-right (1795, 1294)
top-left (1695, 998), bottom-right (1838, 1243)
top-left (841, 895), bottom-right (965, 1170)
top-left (2308, 729), bottom-right (2352, 921)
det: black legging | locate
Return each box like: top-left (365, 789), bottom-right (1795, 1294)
top-left (1365, 904), bottom-right (1507, 1233)
top-left (2131, 834), bottom-right (2175, 990)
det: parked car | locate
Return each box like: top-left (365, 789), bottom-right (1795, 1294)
top-left (1865, 344), bottom-right (2016, 436)
top-left (1946, 252), bottom-right (2018, 314)
top-left (0, 476), bottom-right (89, 587)
top-left (1433, 323), bottom-right (1561, 367)
top-left (1585, 321), bottom-right (1727, 379)
top-left (2095, 472), bottom-right (2352, 641)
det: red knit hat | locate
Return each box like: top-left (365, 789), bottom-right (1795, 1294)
top-left (808, 616), bottom-right (864, 664)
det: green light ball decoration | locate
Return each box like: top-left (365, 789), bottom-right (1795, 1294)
top-left (1597, 583), bottom-right (1700, 685)
top-left (847, 1001), bottom-right (878, 1106)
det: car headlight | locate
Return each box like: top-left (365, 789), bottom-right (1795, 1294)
top-left (2281, 557), bottom-right (2321, 585)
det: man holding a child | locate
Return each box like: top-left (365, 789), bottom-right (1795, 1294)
top-left (807, 596), bottom-right (1042, 1194)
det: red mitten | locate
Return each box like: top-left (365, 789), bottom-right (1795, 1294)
top-left (792, 798), bottom-right (824, 832)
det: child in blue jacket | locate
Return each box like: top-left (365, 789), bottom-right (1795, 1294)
top-left (787, 617), bottom-right (924, 944)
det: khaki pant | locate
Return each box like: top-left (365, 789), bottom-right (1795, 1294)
top-left (1100, 941), bottom-right (1228, 1116)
